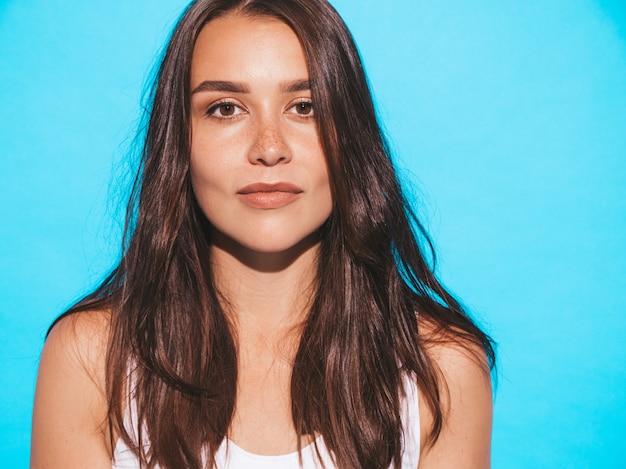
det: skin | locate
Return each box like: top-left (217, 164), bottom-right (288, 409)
top-left (189, 14), bottom-right (333, 259)
top-left (31, 13), bottom-right (492, 468)
top-left (189, 14), bottom-right (333, 455)
top-left (31, 311), bottom-right (112, 468)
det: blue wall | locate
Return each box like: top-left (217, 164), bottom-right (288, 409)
top-left (1, 1), bottom-right (624, 467)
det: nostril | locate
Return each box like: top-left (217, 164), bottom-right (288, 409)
top-left (248, 126), bottom-right (292, 166)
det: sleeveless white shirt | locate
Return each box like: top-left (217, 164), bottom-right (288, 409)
top-left (112, 374), bottom-right (420, 468)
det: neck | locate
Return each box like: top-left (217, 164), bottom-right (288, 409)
top-left (210, 231), bottom-right (320, 339)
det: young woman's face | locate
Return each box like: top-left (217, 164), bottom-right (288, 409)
top-left (189, 14), bottom-right (333, 255)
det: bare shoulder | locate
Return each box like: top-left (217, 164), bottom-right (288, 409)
top-left (31, 309), bottom-right (113, 468)
top-left (417, 319), bottom-right (493, 468)
top-left (49, 309), bottom-right (110, 367)
top-left (41, 309), bottom-right (111, 398)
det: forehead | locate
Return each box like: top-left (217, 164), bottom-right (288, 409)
top-left (190, 14), bottom-right (309, 85)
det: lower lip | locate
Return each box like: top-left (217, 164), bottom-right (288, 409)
top-left (238, 191), bottom-right (301, 209)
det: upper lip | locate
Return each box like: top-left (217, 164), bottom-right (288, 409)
top-left (237, 182), bottom-right (303, 194)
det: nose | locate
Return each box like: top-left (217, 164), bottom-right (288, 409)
top-left (247, 117), bottom-right (292, 166)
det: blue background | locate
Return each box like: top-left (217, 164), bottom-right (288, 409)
top-left (1, 0), bottom-right (625, 467)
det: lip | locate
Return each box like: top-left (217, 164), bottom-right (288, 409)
top-left (237, 182), bottom-right (303, 194)
top-left (237, 182), bottom-right (303, 209)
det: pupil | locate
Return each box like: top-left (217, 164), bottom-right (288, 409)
top-left (222, 104), bottom-right (233, 115)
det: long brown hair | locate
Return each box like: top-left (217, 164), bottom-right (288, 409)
top-left (54, 0), bottom-right (495, 467)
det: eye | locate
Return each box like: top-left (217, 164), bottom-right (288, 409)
top-left (205, 101), bottom-right (244, 119)
top-left (289, 100), bottom-right (314, 117)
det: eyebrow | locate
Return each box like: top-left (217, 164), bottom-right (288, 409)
top-left (191, 80), bottom-right (248, 94)
top-left (282, 79), bottom-right (310, 93)
top-left (191, 79), bottom-right (310, 95)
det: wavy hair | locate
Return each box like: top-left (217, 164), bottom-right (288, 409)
top-left (55, 0), bottom-right (495, 467)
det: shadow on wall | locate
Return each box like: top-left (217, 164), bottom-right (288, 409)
top-left (596, 0), bottom-right (626, 42)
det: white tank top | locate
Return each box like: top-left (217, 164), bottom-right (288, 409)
top-left (112, 374), bottom-right (420, 468)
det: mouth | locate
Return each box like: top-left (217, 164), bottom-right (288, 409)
top-left (237, 182), bottom-right (303, 195)
top-left (237, 182), bottom-right (303, 209)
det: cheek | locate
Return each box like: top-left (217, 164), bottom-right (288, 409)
top-left (189, 158), bottom-right (212, 201)
top-left (188, 152), bottom-right (228, 222)
top-left (189, 133), bottom-right (233, 193)
top-left (312, 152), bottom-right (332, 202)
top-left (189, 123), bottom-right (247, 189)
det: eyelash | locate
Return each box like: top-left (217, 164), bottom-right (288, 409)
top-left (203, 99), bottom-right (315, 120)
top-left (205, 100), bottom-right (243, 119)
top-left (289, 99), bottom-right (314, 117)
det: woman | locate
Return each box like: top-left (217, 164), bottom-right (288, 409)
top-left (31, 0), bottom-right (495, 467)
